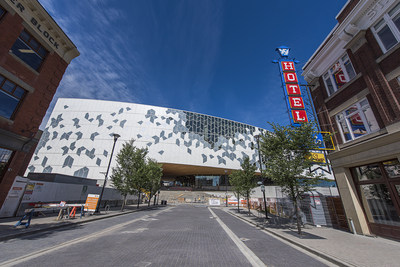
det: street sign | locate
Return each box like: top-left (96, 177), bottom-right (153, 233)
top-left (84, 194), bottom-right (99, 212)
top-left (261, 185), bottom-right (265, 192)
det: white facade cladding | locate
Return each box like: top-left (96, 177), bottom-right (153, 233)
top-left (27, 98), bottom-right (264, 182)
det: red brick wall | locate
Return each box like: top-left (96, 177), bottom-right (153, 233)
top-left (336, 0), bottom-right (360, 24)
top-left (0, 11), bottom-right (70, 208)
top-left (311, 29), bottom-right (400, 148)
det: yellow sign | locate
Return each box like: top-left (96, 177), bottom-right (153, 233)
top-left (306, 152), bottom-right (326, 163)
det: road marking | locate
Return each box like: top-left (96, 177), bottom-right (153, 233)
top-left (0, 207), bottom-right (173, 267)
top-left (208, 207), bottom-right (266, 267)
top-left (121, 228), bottom-right (149, 234)
top-left (224, 210), bottom-right (338, 267)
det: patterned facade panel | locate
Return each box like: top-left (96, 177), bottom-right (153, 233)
top-left (27, 98), bottom-right (265, 180)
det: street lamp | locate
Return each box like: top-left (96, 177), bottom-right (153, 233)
top-left (96, 133), bottom-right (120, 213)
top-left (225, 170), bottom-right (228, 207)
top-left (256, 135), bottom-right (269, 219)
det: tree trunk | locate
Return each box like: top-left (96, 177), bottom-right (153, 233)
top-left (153, 194), bottom-right (157, 206)
top-left (289, 185), bottom-right (302, 234)
top-left (237, 192), bottom-right (240, 213)
top-left (137, 192), bottom-right (141, 209)
top-left (247, 192), bottom-right (251, 215)
top-left (121, 194), bottom-right (126, 211)
top-left (294, 198), bottom-right (302, 235)
top-left (148, 193), bottom-right (151, 207)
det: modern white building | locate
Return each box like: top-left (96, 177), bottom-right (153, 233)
top-left (27, 98), bottom-right (266, 188)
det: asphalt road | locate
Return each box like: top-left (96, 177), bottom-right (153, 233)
top-left (0, 205), bottom-right (332, 267)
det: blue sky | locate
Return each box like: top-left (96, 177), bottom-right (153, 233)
top-left (39, 0), bottom-right (347, 130)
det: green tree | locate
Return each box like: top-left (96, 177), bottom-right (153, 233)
top-left (111, 139), bottom-right (149, 210)
top-left (229, 170), bottom-right (243, 213)
top-left (260, 122), bottom-right (322, 234)
top-left (144, 159), bottom-right (163, 206)
top-left (229, 156), bottom-right (258, 214)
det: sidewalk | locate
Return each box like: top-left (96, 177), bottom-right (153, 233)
top-left (224, 207), bottom-right (400, 267)
top-left (0, 204), bottom-right (162, 242)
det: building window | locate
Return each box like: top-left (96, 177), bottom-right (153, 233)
top-left (351, 159), bottom-right (400, 228)
top-left (0, 74), bottom-right (27, 119)
top-left (335, 98), bottom-right (379, 142)
top-left (0, 5), bottom-right (6, 20)
top-left (10, 30), bottom-right (48, 71)
top-left (372, 2), bottom-right (400, 52)
top-left (0, 148), bottom-right (13, 181)
top-left (323, 54), bottom-right (356, 96)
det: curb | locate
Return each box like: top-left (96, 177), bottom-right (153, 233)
top-left (0, 205), bottom-right (163, 242)
top-left (226, 210), bottom-right (356, 267)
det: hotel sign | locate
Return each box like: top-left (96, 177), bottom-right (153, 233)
top-left (279, 60), bottom-right (308, 124)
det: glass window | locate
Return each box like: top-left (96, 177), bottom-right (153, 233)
top-left (0, 148), bottom-right (13, 177)
top-left (0, 74), bottom-right (27, 119)
top-left (0, 9), bottom-right (4, 20)
top-left (372, 3), bottom-right (400, 53)
top-left (10, 30), bottom-right (48, 71)
top-left (359, 184), bottom-right (400, 226)
top-left (335, 98), bottom-right (379, 143)
top-left (353, 164), bottom-right (383, 181)
top-left (383, 160), bottom-right (400, 178)
top-left (0, 6), bottom-right (5, 20)
top-left (323, 53), bottom-right (356, 96)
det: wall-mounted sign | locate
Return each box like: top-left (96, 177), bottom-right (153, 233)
top-left (306, 152), bottom-right (326, 164)
top-left (275, 46), bottom-right (334, 153)
top-left (289, 97), bottom-right (305, 109)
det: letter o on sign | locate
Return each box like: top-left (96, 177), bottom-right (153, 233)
top-left (284, 72), bottom-right (298, 83)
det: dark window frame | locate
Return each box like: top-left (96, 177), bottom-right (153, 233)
top-left (0, 74), bottom-right (28, 119)
top-left (11, 29), bottom-right (48, 71)
top-left (0, 5), bottom-right (6, 21)
top-left (351, 159), bottom-right (400, 228)
top-left (0, 147), bottom-right (14, 183)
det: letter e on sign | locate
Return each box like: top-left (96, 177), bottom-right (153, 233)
top-left (281, 61), bottom-right (295, 72)
top-left (286, 84), bottom-right (301, 95)
top-left (284, 72), bottom-right (298, 83)
top-left (292, 110), bottom-right (308, 123)
top-left (289, 97), bottom-right (305, 109)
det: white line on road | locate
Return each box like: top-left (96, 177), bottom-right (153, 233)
top-left (208, 207), bottom-right (266, 267)
top-left (224, 210), bottom-right (338, 267)
top-left (0, 207), bottom-right (173, 267)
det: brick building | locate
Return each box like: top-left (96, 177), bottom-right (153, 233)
top-left (303, 0), bottom-right (400, 239)
top-left (0, 0), bottom-right (79, 213)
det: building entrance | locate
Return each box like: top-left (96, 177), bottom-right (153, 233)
top-left (351, 159), bottom-right (400, 239)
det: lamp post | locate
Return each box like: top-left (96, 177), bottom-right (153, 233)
top-left (225, 170), bottom-right (228, 207)
top-left (96, 133), bottom-right (120, 213)
top-left (256, 135), bottom-right (269, 219)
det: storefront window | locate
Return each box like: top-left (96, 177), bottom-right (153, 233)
top-left (353, 164), bottom-right (382, 181)
top-left (383, 159), bottom-right (400, 178)
top-left (359, 184), bottom-right (400, 226)
top-left (352, 160), bottom-right (400, 230)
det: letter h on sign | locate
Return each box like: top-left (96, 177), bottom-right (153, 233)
top-left (281, 61), bottom-right (295, 72)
